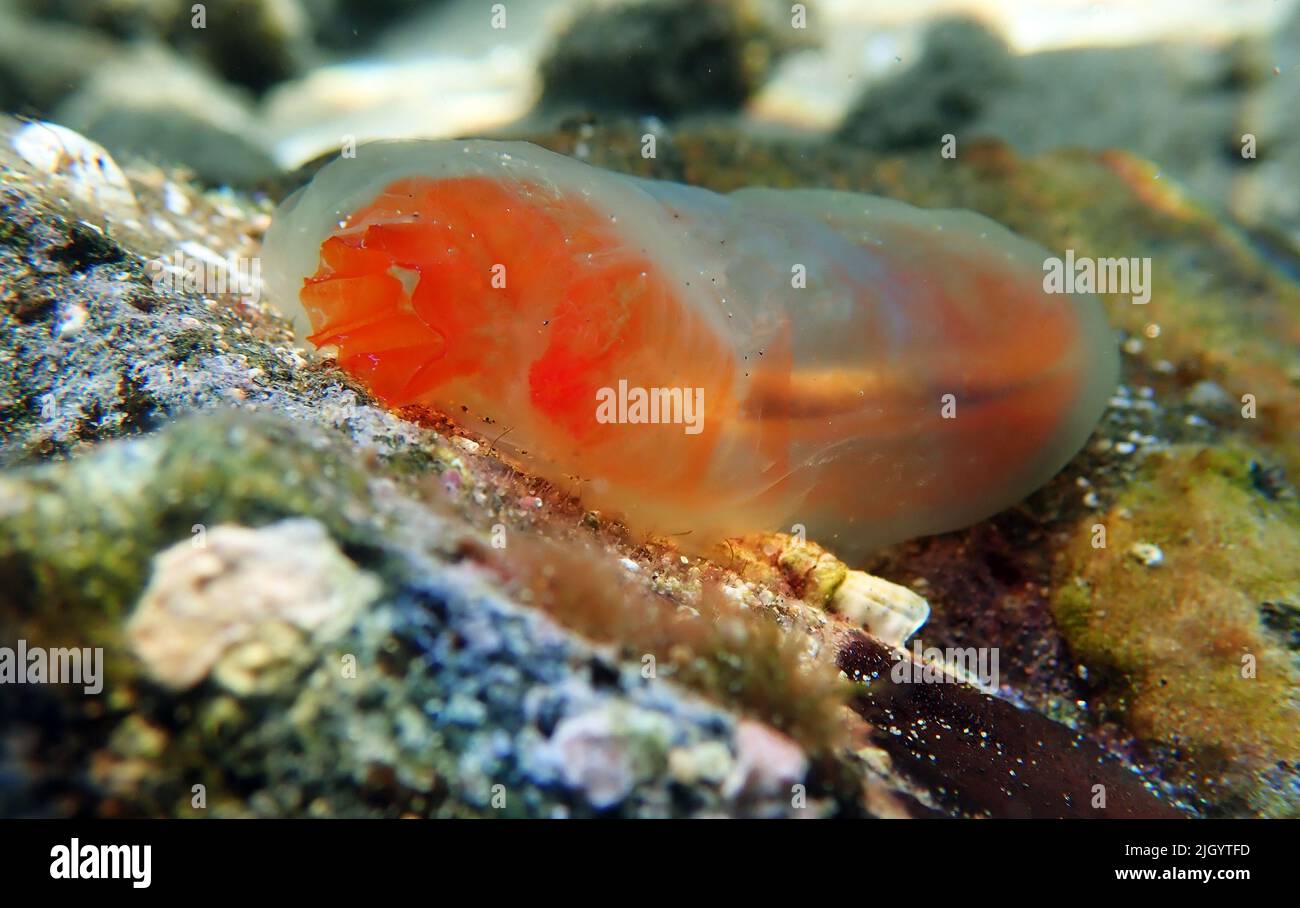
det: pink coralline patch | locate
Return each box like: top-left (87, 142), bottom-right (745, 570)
top-left (126, 519), bottom-right (379, 691)
top-left (723, 719), bottom-right (809, 801)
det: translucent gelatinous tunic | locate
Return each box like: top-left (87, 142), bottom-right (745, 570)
top-left (263, 140), bottom-right (1117, 559)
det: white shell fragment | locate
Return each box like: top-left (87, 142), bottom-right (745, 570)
top-left (7, 118), bottom-right (138, 214)
top-left (1128, 541), bottom-right (1165, 567)
top-left (829, 570), bottom-right (930, 647)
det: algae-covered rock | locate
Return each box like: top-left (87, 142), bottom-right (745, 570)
top-left (0, 412), bottom-right (823, 818)
top-left (1052, 444), bottom-right (1300, 816)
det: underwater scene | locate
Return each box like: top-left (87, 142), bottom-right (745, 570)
top-left (0, 0), bottom-right (1297, 848)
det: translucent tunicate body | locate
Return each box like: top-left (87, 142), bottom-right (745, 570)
top-left (263, 140), bottom-right (1118, 559)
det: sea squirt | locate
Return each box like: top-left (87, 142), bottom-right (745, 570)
top-left (263, 139), bottom-right (1118, 560)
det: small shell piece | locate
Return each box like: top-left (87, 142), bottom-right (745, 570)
top-left (7, 118), bottom-right (138, 214)
top-left (829, 571), bottom-right (930, 647)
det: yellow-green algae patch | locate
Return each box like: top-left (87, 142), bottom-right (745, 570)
top-left (1051, 443), bottom-right (1300, 815)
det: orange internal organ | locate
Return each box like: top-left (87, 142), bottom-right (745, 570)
top-left (300, 175), bottom-right (739, 492)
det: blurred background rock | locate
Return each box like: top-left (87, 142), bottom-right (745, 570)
top-left (0, 0), bottom-right (1296, 247)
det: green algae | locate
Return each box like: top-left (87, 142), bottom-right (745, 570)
top-left (474, 533), bottom-right (855, 757)
top-left (776, 538), bottom-right (849, 609)
top-left (1051, 443), bottom-right (1300, 815)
